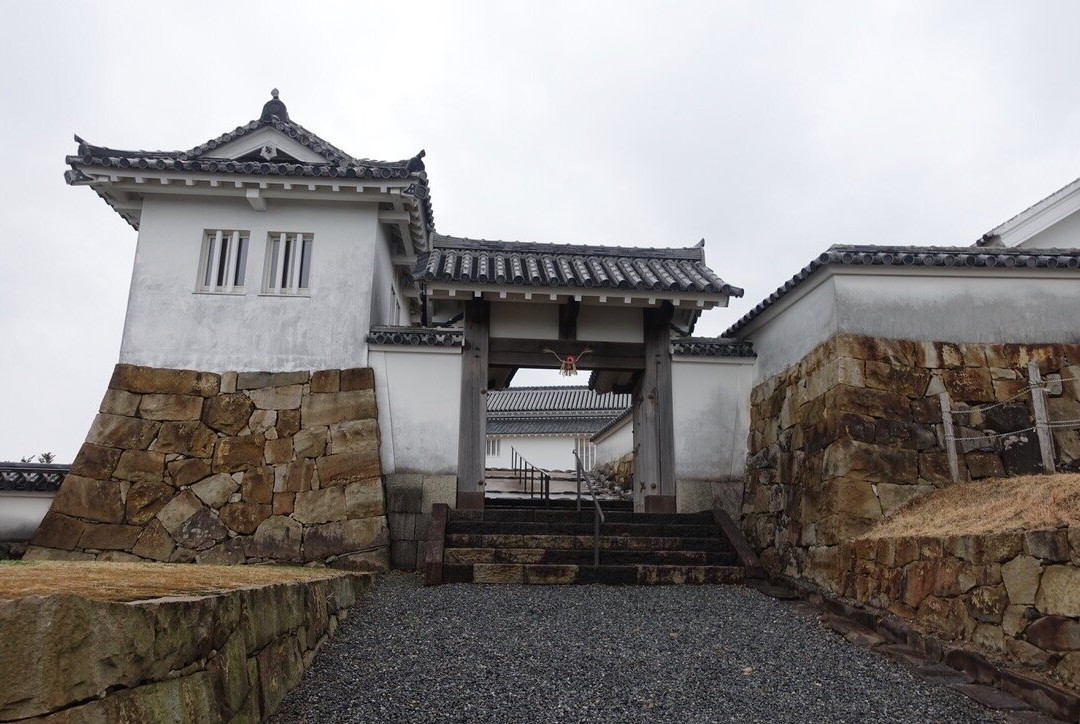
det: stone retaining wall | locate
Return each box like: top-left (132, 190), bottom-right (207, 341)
top-left (742, 334), bottom-right (1080, 587)
top-left (27, 364), bottom-right (389, 570)
top-left (385, 473), bottom-right (456, 569)
top-left (0, 571), bottom-right (371, 721)
top-left (838, 529), bottom-right (1080, 691)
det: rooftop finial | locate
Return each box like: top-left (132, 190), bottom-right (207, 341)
top-left (260, 89), bottom-right (289, 123)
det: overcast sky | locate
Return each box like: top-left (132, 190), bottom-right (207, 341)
top-left (3, 1), bottom-right (1080, 462)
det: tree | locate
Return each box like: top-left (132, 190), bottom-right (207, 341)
top-left (19, 452), bottom-right (55, 464)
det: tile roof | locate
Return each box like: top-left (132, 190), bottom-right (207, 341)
top-left (487, 386), bottom-right (630, 413)
top-left (671, 337), bottom-right (756, 358)
top-left (725, 244), bottom-right (1080, 337)
top-left (488, 416), bottom-right (622, 436)
top-left (0, 464), bottom-right (68, 492)
top-left (590, 408), bottom-right (633, 442)
top-left (366, 326), bottom-right (462, 347)
top-left (416, 234), bottom-right (743, 297)
top-left (64, 92), bottom-right (433, 234)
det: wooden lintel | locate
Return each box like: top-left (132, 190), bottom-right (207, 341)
top-left (488, 338), bottom-right (644, 371)
top-left (558, 299), bottom-right (580, 341)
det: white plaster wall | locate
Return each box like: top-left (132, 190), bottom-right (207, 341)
top-left (119, 195), bottom-right (379, 372)
top-left (1020, 209), bottom-right (1080, 249)
top-left (593, 416), bottom-right (633, 466)
top-left (488, 436), bottom-right (580, 471)
top-left (369, 346), bottom-right (461, 475)
top-left (577, 305), bottom-right (643, 342)
top-left (489, 302), bottom-right (559, 339)
top-left (739, 276), bottom-right (839, 384)
top-left (672, 356), bottom-right (754, 482)
top-left (0, 492), bottom-right (53, 540)
top-left (833, 271), bottom-right (1080, 344)
top-left (369, 223), bottom-right (406, 327)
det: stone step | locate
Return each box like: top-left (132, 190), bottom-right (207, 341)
top-left (444, 533), bottom-right (735, 553)
top-left (442, 562), bottom-right (745, 585)
top-left (454, 509), bottom-right (713, 525)
top-left (443, 547), bottom-right (740, 566)
top-left (446, 520), bottom-right (720, 538)
top-left (483, 497), bottom-right (634, 511)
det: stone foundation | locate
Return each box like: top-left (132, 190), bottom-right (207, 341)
top-left (27, 364), bottom-right (389, 569)
top-left (0, 571), bottom-right (371, 721)
top-left (385, 473), bottom-right (456, 569)
top-left (743, 335), bottom-right (1080, 587)
top-left (839, 529), bottom-right (1080, 692)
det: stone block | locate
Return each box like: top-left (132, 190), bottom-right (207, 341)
top-left (264, 437), bottom-right (293, 465)
top-left (191, 473), bottom-right (239, 508)
top-left (31, 512), bottom-right (88, 550)
top-left (219, 502), bottom-right (271, 535)
top-left (220, 370), bottom-right (238, 394)
top-left (201, 394), bottom-right (255, 436)
top-left (329, 419), bottom-right (379, 455)
top-left (99, 387), bottom-right (141, 416)
top-left (310, 369), bottom-right (340, 393)
top-left (1036, 565), bottom-right (1080, 616)
top-left (872, 419), bottom-right (937, 450)
top-left (1024, 529), bottom-right (1070, 562)
top-left (236, 370), bottom-right (309, 390)
top-left (131, 519), bottom-right (175, 561)
top-left (823, 439), bottom-right (917, 484)
top-left (70, 443), bottom-right (122, 480)
top-left (865, 361), bottom-right (931, 397)
top-left (153, 421), bottom-right (217, 458)
top-left (138, 393), bottom-right (204, 421)
top-left (125, 482), bottom-right (174, 525)
top-left (155, 489), bottom-right (203, 535)
top-left (173, 507), bottom-right (229, 550)
top-left (52, 475), bottom-right (124, 523)
top-left (284, 458), bottom-right (317, 492)
top-left (1005, 637), bottom-right (1055, 668)
top-left (942, 368), bottom-right (995, 403)
top-left (251, 515), bottom-right (303, 560)
top-left (971, 623), bottom-right (1005, 653)
top-left (340, 367), bottom-right (375, 391)
top-left (958, 343), bottom-right (988, 368)
top-left (273, 492), bottom-right (295, 515)
top-left (827, 384), bottom-right (913, 421)
top-left (473, 563), bottom-right (525, 584)
top-left (916, 595), bottom-right (968, 640)
top-left (303, 516), bottom-right (389, 560)
top-left (87, 413), bottom-right (160, 450)
top-left (390, 540), bottom-right (419, 569)
top-left (421, 475), bottom-right (457, 512)
top-left (113, 449), bottom-right (165, 484)
top-left (110, 363), bottom-right (220, 397)
top-left (965, 452), bottom-right (1005, 480)
top-left (345, 477), bottom-right (385, 518)
top-left (918, 451), bottom-right (954, 485)
top-left (293, 427), bottom-right (328, 459)
top-left (835, 334), bottom-right (915, 367)
top-left (248, 384), bottom-right (304, 411)
top-left (248, 409), bottom-right (278, 436)
top-left (966, 585), bottom-right (1009, 623)
top-left (167, 458), bottom-right (211, 488)
top-left (256, 635), bottom-right (303, 715)
top-left (316, 449), bottom-right (381, 487)
top-left (331, 548), bottom-right (390, 573)
top-left (915, 341), bottom-right (963, 369)
top-left (876, 483), bottom-right (933, 516)
top-left (388, 512), bottom-right (416, 541)
top-left (1058, 652), bottom-right (1080, 689)
top-left (79, 522), bottom-right (142, 551)
top-left (197, 537), bottom-right (248, 564)
top-left (386, 478), bottom-right (423, 513)
top-left (1025, 615), bottom-right (1080, 651)
top-left (213, 434), bottom-right (265, 473)
top-left (241, 465), bottom-right (275, 504)
top-left (1003, 605), bottom-right (1028, 637)
top-left (301, 390), bottom-right (377, 427)
top-left (294, 487), bottom-right (347, 524)
top-left (276, 409), bottom-right (301, 438)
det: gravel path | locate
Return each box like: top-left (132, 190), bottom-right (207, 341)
top-left (274, 574), bottom-right (1000, 723)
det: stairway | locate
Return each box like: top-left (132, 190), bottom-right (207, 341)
top-left (427, 502), bottom-right (757, 585)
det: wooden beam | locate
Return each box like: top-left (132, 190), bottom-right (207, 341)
top-left (558, 300), bottom-right (580, 341)
top-left (638, 302), bottom-right (675, 509)
top-left (457, 299), bottom-right (489, 508)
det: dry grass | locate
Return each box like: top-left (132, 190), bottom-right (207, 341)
top-left (0, 561), bottom-right (352, 602)
top-left (860, 473), bottom-right (1080, 540)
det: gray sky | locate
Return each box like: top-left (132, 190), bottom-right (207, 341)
top-left (3, 1), bottom-right (1080, 462)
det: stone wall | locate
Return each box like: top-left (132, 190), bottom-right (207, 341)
top-left (743, 334), bottom-right (1080, 587)
top-left (0, 571), bottom-right (371, 721)
top-left (838, 529), bottom-right (1080, 691)
top-left (27, 364), bottom-right (389, 569)
top-left (385, 473), bottom-right (456, 569)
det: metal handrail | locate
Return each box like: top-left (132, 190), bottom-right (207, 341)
top-left (510, 446), bottom-right (551, 506)
top-left (573, 448), bottom-right (606, 567)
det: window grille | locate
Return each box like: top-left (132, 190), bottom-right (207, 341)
top-left (575, 437), bottom-right (596, 470)
top-left (197, 230), bottom-right (249, 293)
top-left (486, 437), bottom-right (501, 457)
top-left (264, 232), bottom-right (314, 294)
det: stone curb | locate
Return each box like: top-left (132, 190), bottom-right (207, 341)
top-left (757, 577), bottom-right (1080, 722)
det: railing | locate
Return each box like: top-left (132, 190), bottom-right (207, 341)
top-left (573, 448), bottom-right (606, 567)
top-left (0, 463), bottom-right (69, 492)
top-left (510, 447), bottom-right (551, 506)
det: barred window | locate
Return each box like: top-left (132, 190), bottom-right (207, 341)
top-left (264, 232), bottom-right (314, 295)
top-left (486, 437), bottom-right (501, 457)
top-left (197, 230), bottom-right (249, 293)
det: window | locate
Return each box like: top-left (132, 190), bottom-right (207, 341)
top-left (263, 232), bottom-right (314, 295)
top-left (486, 437), bottom-right (501, 457)
top-left (197, 230), bottom-right (249, 293)
top-left (575, 437), bottom-right (595, 470)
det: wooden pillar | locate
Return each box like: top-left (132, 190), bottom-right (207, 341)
top-left (641, 303), bottom-right (676, 513)
top-left (457, 299), bottom-right (489, 509)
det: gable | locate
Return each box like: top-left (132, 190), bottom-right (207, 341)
top-left (195, 125), bottom-right (328, 164)
top-left (979, 176), bottom-right (1080, 249)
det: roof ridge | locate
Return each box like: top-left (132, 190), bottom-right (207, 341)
top-left (432, 233), bottom-right (705, 261)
